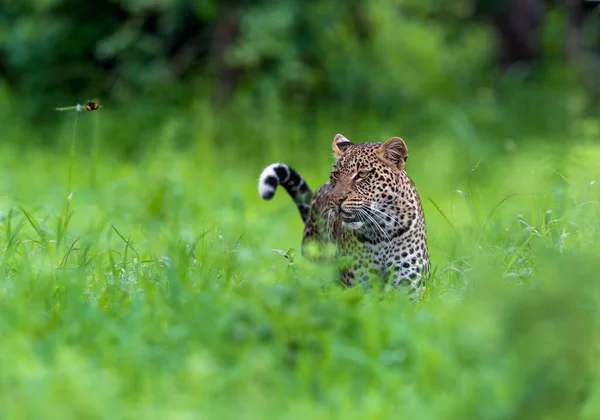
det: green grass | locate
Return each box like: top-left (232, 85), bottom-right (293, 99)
top-left (1, 105), bottom-right (600, 419)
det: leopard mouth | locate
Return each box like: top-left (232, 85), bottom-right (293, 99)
top-left (339, 209), bottom-right (355, 222)
top-left (330, 203), bottom-right (356, 222)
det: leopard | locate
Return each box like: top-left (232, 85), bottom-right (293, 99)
top-left (258, 134), bottom-right (430, 293)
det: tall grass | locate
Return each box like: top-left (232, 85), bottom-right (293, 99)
top-left (0, 102), bottom-right (599, 419)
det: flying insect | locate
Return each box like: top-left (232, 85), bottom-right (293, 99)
top-left (54, 100), bottom-right (102, 112)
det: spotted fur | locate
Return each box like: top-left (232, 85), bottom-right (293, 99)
top-left (258, 134), bottom-right (430, 293)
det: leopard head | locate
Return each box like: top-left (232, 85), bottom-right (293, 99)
top-left (329, 134), bottom-right (408, 230)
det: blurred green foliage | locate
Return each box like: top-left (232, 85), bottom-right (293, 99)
top-left (1, 0), bottom-right (598, 142)
top-left (3, 0), bottom-right (480, 102)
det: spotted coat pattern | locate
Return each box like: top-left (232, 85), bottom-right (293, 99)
top-left (258, 134), bottom-right (430, 293)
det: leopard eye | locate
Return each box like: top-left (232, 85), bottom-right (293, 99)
top-left (357, 170), bottom-right (371, 179)
top-left (331, 171), bottom-right (340, 180)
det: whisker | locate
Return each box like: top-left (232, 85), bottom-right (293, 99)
top-left (367, 205), bottom-right (401, 225)
top-left (358, 208), bottom-right (392, 247)
top-left (361, 207), bottom-right (391, 231)
top-left (366, 212), bottom-right (392, 247)
top-left (327, 209), bottom-right (334, 240)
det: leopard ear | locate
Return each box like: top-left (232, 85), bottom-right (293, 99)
top-left (332, 134), bottom-right (353, 159)
top-left (377, 137), bottom-right (408, 170)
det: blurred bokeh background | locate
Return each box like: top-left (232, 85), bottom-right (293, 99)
top-left (2, 0), bottom-right (600, 152)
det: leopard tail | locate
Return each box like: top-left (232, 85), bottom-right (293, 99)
top-left (258, 163), bottom-right (313, 223)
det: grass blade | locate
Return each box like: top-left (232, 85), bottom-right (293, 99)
top-left (20, 207), bottom-right (48, 248)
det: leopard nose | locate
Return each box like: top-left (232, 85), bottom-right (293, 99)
top-left (332, 195), bottom-right (347, 206)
